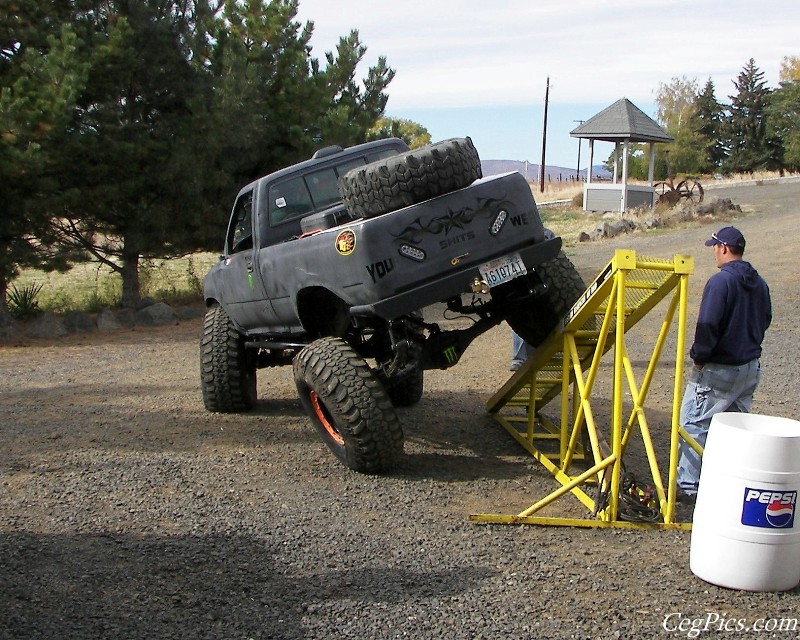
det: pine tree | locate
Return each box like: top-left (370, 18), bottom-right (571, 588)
top-left (691, 78), bottom-right (727, 172)
top-left (3, 0), bottom-right (396, 310)
top-left (724, 58), bottom-right (781, 173)
top-left (0, 6), bottom-right (88, 315)
top-left (767, 77), bottom-right (800, 172)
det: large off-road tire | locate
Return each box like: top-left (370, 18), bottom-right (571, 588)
top-left (200, 305), bottom-right (257, 412)
top-left (338, 137), bottom-right (482, 218)
top-left (294, 337), bottom-right (404, 473)
top-left (504, 251), bottom-right (587, 347)
top-left (383, 367), bottom-right (424, 407)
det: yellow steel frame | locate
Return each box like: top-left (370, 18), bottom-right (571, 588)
top-left (474, 250), bottom-right (694, 530)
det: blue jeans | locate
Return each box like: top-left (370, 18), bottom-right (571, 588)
top-left (677, 359), bottom-right (762, 495)
top-left (511, 330), bottom-right (531, 368)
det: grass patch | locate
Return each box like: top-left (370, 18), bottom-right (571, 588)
top-left (14, 253), bottom-right (219, 314)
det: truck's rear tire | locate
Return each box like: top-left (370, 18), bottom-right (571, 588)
top-left (338, 137), bottom-right (482, 218)
top-left (294, 337), bottom-right (404, 473)
top-left (200, 304), bottom-right (257, 412)
top-left (504, 251), bottom-right (587, 347)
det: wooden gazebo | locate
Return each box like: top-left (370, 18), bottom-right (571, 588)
top-left (571, 98), bottom-right (673, 212)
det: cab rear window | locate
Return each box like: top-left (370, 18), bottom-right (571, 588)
top-left (267, 148), bottom-right (403, 226)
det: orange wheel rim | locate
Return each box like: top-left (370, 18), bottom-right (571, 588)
top-left (309, 390), bottom-right (344, 446)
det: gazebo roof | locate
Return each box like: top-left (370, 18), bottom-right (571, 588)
top-left (570, 98), bottom-right (673, 143)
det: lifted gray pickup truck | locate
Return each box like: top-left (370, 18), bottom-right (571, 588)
top-left (201, 137), bottom-right (585, 472)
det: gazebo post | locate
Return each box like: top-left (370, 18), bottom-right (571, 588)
top-left (621, 139), bottom-right (630, 212)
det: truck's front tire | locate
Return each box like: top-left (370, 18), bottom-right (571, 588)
top-left (338, 137), bottom-right (482, 218)
top-left (504, 251), bottom-right (587, 347)
top-left (294, 337), bottom-right (404, 473)
top-left (200, 304), bottom-right (257, 412)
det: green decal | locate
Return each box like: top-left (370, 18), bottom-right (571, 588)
top-left (443, 345), bottom-right (458, 365)
top-left (247, 273), bottom-right (255, 289)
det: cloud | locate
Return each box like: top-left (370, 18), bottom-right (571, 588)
top-left (296, 0), bottom-right (798, 107)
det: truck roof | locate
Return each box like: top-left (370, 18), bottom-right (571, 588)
top-left (236, 137), bottom-right (410, 198)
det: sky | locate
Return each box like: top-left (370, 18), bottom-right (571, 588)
top-left (294, 0), bottom-right (799, 171)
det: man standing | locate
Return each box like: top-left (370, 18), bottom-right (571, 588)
top-left (677, 226), bottom-right (772, 500)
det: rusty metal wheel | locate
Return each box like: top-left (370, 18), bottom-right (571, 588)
top-left (677, 179), bottom-right (704, 203)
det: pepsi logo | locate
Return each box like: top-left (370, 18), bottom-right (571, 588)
top-left (741, 488), bottom-right (797, 529)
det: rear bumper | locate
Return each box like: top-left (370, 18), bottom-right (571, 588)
top-left (350, 236), bottom-right (562, 320)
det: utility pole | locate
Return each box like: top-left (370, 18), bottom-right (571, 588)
top-left (574, 119), bottom-right (585, 182)
top-left (539, 76), bottom-right (549, 193)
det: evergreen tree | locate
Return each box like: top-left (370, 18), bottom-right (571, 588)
top-left (723, 58), bottom-right (781, 173)
top-left (192, 0), bottom-right (394, 250)
top-left (0, 3), bottom-right (88, 315)
top-left (690, 78), bottom-right (727, 172)
top-left (48, 0), bottom-right (206, 308)
top-left (767, 78), bottom-right (800, 172)
top-left (4, 0), bottom-right (395, 309)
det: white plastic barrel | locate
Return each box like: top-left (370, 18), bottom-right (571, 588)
top-left (690, 412), bottom-right (800, 591)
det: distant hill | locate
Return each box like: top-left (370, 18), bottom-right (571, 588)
top-left (481, 159), bottom-right (611, 182)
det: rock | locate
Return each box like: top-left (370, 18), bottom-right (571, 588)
top-left (115, 308), bottom-right (137, 328)
top-left (175, 305), bottom-right (206, 321)
top-left (136, 296), bottom-right (157, 310)
top-left (0, 315), bottom-right (20, 340)
top-left (28, 311), bottom-right (68, 339)
top-left (63, 311), bottom-right (96, 333)
top-left (135, 302), bottom-right (177, 326)
top-left (96, 309), bottom-right (123, 332)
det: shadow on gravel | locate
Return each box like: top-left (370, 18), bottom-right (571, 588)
top-left (1, 531), bottom-right (494, 639)
top-left (396, 451), bottom-right (534, 483)
top-left (396, 389), bottom-right (680, 487)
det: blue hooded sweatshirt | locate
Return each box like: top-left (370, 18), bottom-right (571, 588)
top-left (690, 259), bottom-right (771, 366)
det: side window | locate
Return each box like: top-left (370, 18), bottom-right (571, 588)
top-left (226, 190), bottom-right (254, 254)
top-left (269, 176), bottom-right (314, 224)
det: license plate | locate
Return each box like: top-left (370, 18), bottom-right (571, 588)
top-left (478, 253), bottom-right (527, 288)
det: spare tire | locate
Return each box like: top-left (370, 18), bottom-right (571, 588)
top-left (338, 137), bottom-right (482, 218)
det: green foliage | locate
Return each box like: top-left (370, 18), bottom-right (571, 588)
top-left (8, 282), bottom-right (43, 319)
top-left (691, 78), bottom-right (727, 172)
top-left (654, 76), bottom-right (706, 176)
top-left (780, 56), bottom-right (800, 83)
top-left (656, 76), bottom-right (699, 134)
top-left (723, 58), bottom-right (781, 173)
top-left (368, 117), bottom-right (431, 148)
top-left (767, 79), bottom-right (800, 172)
top-left (2, 0), bottom-right (395, 310)
top-left (185, 256), bottom-right (204, 296)
top-left (0, 15), bottom-right (90, 307)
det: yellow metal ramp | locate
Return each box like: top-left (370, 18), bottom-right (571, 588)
top-left (474, 249), bottom-right (694, 529)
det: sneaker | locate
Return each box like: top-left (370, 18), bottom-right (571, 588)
top-left (676, 492), bottom-right (697, 505)
top-left (510, 362), bottom-right (522, 372)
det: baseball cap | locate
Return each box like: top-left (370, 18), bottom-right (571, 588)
top-left (704, 226), bottom-right (745, 249)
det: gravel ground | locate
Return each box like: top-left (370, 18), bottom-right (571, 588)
top-left (2, 180), bottom-right (800, 639)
